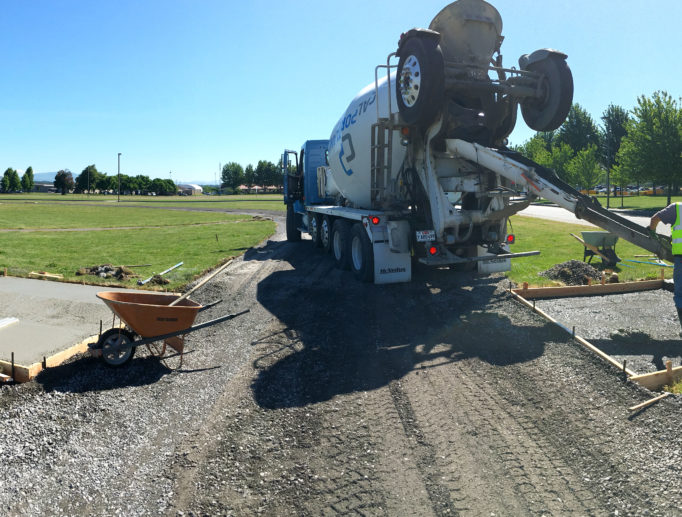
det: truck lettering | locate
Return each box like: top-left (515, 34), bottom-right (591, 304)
top-left (379, 267), bottom-right (407, 275)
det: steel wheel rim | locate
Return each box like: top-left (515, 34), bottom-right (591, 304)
top-left (102, 333), bottom-right (133, 366)
top-left (400, 55), bottom-right (422, 108)
top-left (322, 220), bottom-right (330, 247)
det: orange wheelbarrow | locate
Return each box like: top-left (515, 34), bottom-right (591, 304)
top-left (89, 291), bottom-right (248, 367)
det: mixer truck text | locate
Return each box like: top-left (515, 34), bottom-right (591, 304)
top-left (282, 0), bottom-right (672, 284)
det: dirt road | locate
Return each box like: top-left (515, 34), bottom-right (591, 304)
top-left (1, 216), bottom-right (681, 516)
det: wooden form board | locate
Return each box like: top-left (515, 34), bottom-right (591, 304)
top-left (630, 363), bottom-right (682, 391)
top-left (0, 334), bottom-right (96, 383)
top-left (512, 279), bottom-right (664, 300)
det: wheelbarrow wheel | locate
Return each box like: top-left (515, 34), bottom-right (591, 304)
top-left (100, 328), bottom-right (136, 367)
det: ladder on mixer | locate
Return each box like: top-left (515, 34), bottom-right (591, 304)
top-left (371, 120), bottom-right (392, 206)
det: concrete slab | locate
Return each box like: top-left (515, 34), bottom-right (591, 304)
top-left (0, 276), bottom-right (139, 367)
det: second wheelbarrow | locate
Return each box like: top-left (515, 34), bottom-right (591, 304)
top-left (89, 291), bottom-right (249, 367)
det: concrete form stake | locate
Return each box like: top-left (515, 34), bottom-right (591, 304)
top-left (11, 352), bottom-right (15, 380)
top-left (572, 326), bottom-right (576, 338)
top-left (623, 360), bottom-right (627, 382)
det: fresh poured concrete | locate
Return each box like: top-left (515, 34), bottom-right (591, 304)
top-left (0, 276), bottom-right (137, 366)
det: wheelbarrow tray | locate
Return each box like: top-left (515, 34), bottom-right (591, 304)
top-left (580, 231), bottom-right (618, 247)
top-left (96, 291), bottom-right (201, 338)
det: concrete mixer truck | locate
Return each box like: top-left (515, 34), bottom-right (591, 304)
top-left (282, 0), bottom-right (672, 284)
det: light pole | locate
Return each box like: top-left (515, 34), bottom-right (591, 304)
top-left (117, 153), bottom-right (121, 202)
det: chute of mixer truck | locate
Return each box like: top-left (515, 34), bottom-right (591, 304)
top-left (282, 0), bottom-right (575, 284)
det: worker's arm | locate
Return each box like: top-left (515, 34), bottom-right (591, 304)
top-left (649, 215), bottom-right (662, 231)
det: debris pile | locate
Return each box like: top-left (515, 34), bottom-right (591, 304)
top-left (539, 260), bottom-right (602, 286)
top-left (76, 264), bottom-right (137, 281)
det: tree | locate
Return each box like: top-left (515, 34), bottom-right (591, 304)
top-left (53, 169), bottom-right (74, 195)
top-left (567, 145), bottom-right (602, 191)
top-left (221, 162), bottom-right (244, 192)
top-left (150, 178), bottom-right (177, 195)
top-left (75, 164), bottom-right (101, 193)
top-left (2, 168), bottom-right (22, 192)
top-left (255, 160), bottom-right (278, 190)
top-left (244, 164), bottom-right (255, 192)
top-left (600, 105), bottom-right (629, 208)
top-left (1, 169), bottom-right (12, 193)
top-left (21, 166), bottom-right (34, 192)
top-left (617, 91), bottom-right (682, 205)
top-left (556, 104), bottom-right (601, 154)
top-left (135, 174), bottom-right (152, 194)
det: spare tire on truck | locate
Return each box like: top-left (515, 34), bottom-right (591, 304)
top-left (520, 54), bottom-right (573, 132)
top-left (396, 35), bottom-right (445, 127)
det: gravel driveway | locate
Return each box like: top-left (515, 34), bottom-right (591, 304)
top-left (1, 213), bottom-right (681, 516)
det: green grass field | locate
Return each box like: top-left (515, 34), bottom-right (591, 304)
top-left (0, 198), bottom-right (276, 290)
top-left (0, 192), bottom-right (287, 212)
top-left (0, 193), bottom-right (672, 290)
top-left (507, 216), bottom-right (671, 286)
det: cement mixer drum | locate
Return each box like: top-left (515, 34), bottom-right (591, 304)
top-left (429, 0), bottom-right (502, 75)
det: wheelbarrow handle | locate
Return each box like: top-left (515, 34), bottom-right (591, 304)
top-left (199, 299), bottom-right (223, 312)
top-left (131, 309), bottom-right (251, 348)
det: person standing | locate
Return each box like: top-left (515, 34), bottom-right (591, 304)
top-left (649, 202), bottom-right (682, 332)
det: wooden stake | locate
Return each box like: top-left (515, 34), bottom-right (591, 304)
top-left (629, 392), bottom-right (671, 412)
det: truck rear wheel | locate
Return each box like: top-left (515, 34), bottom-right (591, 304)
top-left (309, 213), bottom-right (322, 247)
top-left (286, 204), bottom-right (301, 242)
top-left (331, 219), bottom-right (351, 270)
top-left (396, 37), bottom-right (444, 127)
top-left (321, 215), bottom-right (333, 253)
top-left (350, 223), bottom-right (373, 282)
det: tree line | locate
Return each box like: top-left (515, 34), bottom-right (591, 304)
top-left (514, 90), bottom-right (682, 205)
top-left (1, 165), bottom-right (178, 195)
top-left (1, 167), bottom-right (34, 193)
top-left (220, 160), bottom-right (282, 193)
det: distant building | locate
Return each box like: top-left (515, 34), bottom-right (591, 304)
top-left (33, 182), bottom-right (57, 193)
top-left (177, 183), bottom-right (203, 195)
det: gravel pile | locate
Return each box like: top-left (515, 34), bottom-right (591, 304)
top-left (76, 264), bottom-right (137, 281)
top-left (540, 259), bottom-right (602, 285)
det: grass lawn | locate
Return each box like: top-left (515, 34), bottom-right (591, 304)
top-left (0, 201), bottom-right (276, 291)
top-left (506, 215), bottom-right (672, 286)
top-left (0, 203), bottom-right (258, 229)
top-left (0, 192), bottom-right (286, 212)
top-left (592, 195), bottom-right (682, 211)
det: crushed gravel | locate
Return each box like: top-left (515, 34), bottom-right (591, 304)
top-left (540, 259), bottom-right (603, 285)
top-left (1, 213), bottom-right (682, 516)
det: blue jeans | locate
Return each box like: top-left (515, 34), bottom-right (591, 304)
top-left (675, 256), bottom-right (682, 308)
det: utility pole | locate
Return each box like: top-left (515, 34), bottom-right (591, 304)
top-left (117, 152), bottom-right (121, 202)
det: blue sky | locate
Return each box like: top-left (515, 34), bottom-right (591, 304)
top-left (1, 0), bottom-right (680, 184)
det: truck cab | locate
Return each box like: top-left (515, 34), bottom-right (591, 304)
top-left (282, 140), bottom-right (331, 241)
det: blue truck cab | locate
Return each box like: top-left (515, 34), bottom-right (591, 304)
top-left (282, 139), bottom-right (331, 241)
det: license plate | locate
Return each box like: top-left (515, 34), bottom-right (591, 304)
top-left (416, 230), bottom-right (436, 242)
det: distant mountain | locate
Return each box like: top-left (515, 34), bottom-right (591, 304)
top-left (33, 172), bottom-right (58, 182)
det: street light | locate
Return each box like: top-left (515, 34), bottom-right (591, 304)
top-left (117, 153), bottom-right (121, 202)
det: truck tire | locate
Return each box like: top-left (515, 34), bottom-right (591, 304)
top-left (331, 219), bottom-right (351, 270)
top-left (396, 37), bottom-right (444, 127)
top-left (309, 213), bottom-right (322, 248)
top-left (321, 215), bottom-right (333, 253)
top-left (350, 223), bottom-right (374, 282)
top-left (520, 55), bottom-right (573, 132)
top-left (286, 204), bottom-right (301, 242)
